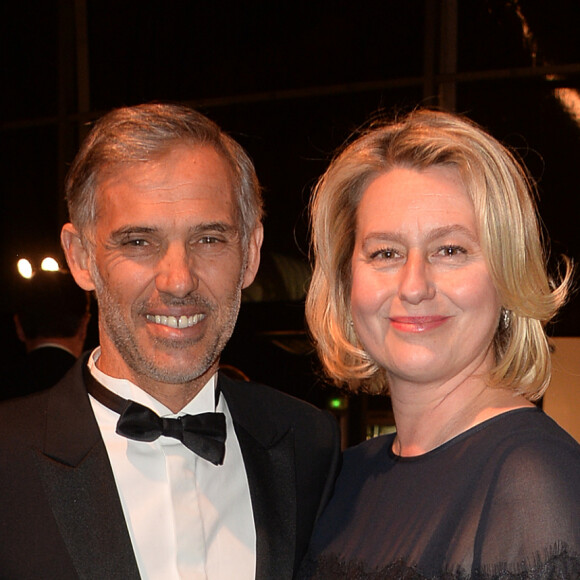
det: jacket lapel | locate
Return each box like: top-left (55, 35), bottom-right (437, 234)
top-left (38, 357), bottom-right (140, 579)
top-left (219, 375), bottom-right (297, 580)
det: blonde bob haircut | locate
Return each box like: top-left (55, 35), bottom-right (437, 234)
top-left (306, 109), bottom-right (572, 400)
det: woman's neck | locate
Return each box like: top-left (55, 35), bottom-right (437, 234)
top-left (389, 375), bottom-right (533, 457)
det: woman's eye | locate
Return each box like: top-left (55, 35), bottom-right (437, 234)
top-left (369, 248), bottom-right (398, 260)
top-left (436, 245), bottom-right (466, 257)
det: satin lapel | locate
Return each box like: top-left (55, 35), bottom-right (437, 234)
top-left (38, 356), bottom-right (140, 579)
top-left (219, 376), bottom-right (297, 580)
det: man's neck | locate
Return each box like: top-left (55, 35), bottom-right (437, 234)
top-left (93, 348), bottom-right (218, 413)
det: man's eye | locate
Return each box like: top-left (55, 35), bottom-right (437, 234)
top-left (123, 238), bottom-right (149, 247)
top-left (199, 236), bottom-right (220, 244)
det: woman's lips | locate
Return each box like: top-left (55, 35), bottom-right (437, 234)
top-left (389, 316), bottom-right (450, 333)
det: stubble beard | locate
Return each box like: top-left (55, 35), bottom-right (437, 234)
top-left (90, 263), bottom-right (243, 387)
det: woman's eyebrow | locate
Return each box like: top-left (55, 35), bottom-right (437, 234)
top-left (360, 224), bottom-right (477, 247)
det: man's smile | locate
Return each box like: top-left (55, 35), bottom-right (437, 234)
top-left (145, 313), bottom-right (206, 329)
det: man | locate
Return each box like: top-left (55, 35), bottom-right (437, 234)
top-left (3, 270), bottom-right (90, 399)
top-left (0, 104), bottom-right (340, 579)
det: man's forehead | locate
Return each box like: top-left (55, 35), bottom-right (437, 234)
top-left (86, 145), bottom-right (242, 237)
top-left (95, 147), bottom-right (233, 203)
top-left (96, 143), bottom-right (234, 186)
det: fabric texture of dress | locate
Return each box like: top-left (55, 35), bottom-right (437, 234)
top-left (298, 408), bottom-right (580, 579)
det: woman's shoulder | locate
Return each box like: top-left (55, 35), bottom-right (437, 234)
top-left (437, 406), bottom-right (577, 457)
top-left (485, 408), bottom-right (580, 464)
top-left (491, 409), bottom-right (579, 490)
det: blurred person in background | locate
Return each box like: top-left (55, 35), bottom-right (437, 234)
top-left (3, 269), bottom-right (90, 399)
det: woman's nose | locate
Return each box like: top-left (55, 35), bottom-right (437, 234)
top-left (398, 252), bottom-right (435, 305)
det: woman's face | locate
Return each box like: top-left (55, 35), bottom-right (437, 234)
top-left (350, 165), bottom-right (501, 389)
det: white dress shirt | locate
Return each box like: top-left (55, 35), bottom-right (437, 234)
top-left (87, 348), bottom-right (256, 580)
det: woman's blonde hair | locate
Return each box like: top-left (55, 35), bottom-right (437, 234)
top-left (306, 109), bottom-right (572, 399)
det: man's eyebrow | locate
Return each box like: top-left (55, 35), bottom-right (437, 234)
top-left (108, 222), bottom-right (239, 241)
top-left (109, 226), bottom-right (157, 241)
top-left (191, 221), bottom-right (237, 234)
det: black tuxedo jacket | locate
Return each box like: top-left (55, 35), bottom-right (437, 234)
top-left (0, 355), bottom-right (340, 579)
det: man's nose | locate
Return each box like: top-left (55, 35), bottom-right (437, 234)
top-left (398, 251), bottom-right (435, 305)
top-left (155, 243), bottom-right (198, 297)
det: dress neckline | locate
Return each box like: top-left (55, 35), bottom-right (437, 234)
top-left (388, 406), bottom-right (541, 461)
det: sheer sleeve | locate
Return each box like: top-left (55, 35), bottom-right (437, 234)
top-left (471, 432), bottom-right (580, 578)
top-left (297, 410), bottom-right (580, 579)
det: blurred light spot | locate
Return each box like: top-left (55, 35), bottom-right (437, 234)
top-left (512, 0), bottom-right (538, 65)
top-left (17, 259), bottom-right (33, 279)
top-left (41, 256), bottom-right (60, 271)
top-left (328, 396), bottom-right (348, 411)
top-left (554, 88), bottom-right (580, 127)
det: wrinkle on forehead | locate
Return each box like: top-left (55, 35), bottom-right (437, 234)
top-left (96, 143), bottom-right (233, 196)
top-left (95, 146), bottom-right (235, 218)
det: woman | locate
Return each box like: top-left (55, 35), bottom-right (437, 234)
top-left (299, 110), bottom-right (580, 579)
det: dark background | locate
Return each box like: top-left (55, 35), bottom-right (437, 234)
top-left (2, 1), bottom-right (580, 422)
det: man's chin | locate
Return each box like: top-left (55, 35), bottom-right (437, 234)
top-left (135, 350), bottom-right (219, 386)
top-left (151, 334), bottom-right (206, 350)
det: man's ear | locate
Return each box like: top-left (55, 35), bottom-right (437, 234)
top-left (242, 223), bottom-right (263, 289)
top-left (60, 223), bottom-right (97, 291)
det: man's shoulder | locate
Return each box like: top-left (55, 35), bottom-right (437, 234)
top-left (219, 373), bottom-right (328, 417)
top-left (0, 358), bottom-right (86, 441)
top-left (0, 388), bottom-right (50, 451)
top-left (218, 373), bottom-right (339, 441)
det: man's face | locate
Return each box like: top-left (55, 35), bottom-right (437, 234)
top-left (63, 145), bottom-right (262, 399)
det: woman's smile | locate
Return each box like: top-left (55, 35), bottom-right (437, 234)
top-left (388, 315), bottom-right (451, 333)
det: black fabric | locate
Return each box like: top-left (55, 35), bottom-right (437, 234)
top-left (2, 347), bottom-right (77, 400)
top-left (218, 373), bottom-right (342, 577)
top-left (0, 354), bottom-right (341, 579)
top-left (84, 369), bottom-right (226, 465)
top-left (0, 358), bottom-right (140, 579)
top-left (298, 408), bottom-right (580, 579)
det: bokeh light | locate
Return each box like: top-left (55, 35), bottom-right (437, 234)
top-left (41, 257), bottom-right (60, 272)
top-left (16, 259), bottom-right (33, 279)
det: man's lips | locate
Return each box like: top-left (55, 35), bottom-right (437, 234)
top-left (389, 316), bottom-right (450, 332)
top-left (145, 313), bottom-right (206, 329)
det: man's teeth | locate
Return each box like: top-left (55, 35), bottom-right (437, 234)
top-left (146, 314), bottom-right (205, 328)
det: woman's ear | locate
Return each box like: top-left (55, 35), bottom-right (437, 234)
top-left (60, 223), bottom-right (97, 291)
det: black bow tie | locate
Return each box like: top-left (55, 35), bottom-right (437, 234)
top-left (84, 367), bottom-right (226, 465)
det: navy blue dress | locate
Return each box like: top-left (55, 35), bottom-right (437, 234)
top-left (299, 408), bottom-right (580, 579)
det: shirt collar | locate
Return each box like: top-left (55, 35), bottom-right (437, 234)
top-left (87, 347), bottom-right (217, 417)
